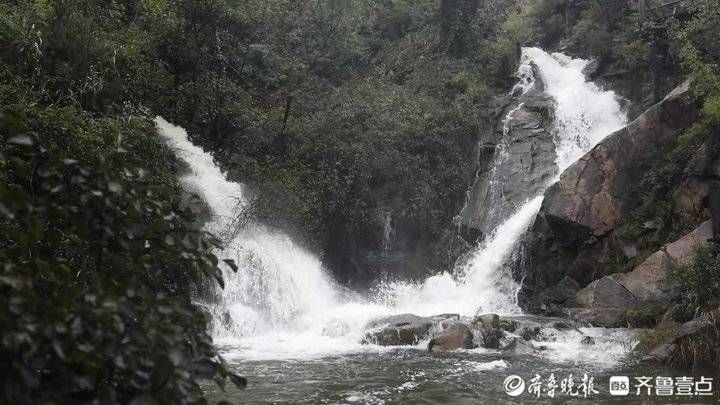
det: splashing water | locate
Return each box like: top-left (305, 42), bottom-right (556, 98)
top-left (156, 47), bottom-right (627, 361)
top-left (156, 117), bottom-right (344, 340)
top-left (521, 48), bottom-right (627, 173)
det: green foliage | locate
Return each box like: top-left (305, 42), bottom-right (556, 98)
top-left (669, 243), bottom-right (720, 313)
top-left (634, 321), bottom-right (679, 355)
top-left (621, 305), bottom-right (665, 328)
top-left (0, 0), bottom-right (531, 399)
top-left (0, 88), bottom-right (243, 402)
top-left (568, 3), bottom-right (613, 60)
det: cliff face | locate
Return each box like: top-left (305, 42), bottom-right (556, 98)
top-left (516, 81), bottom-right (713, 313)
top-left (459, 67), bottom-right (557, 243)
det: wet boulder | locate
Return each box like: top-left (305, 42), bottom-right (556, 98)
top-left (580, 336), bottom-right (596, 345)
top-left (458, 81), bottom-right (557, 242)
top-left (362, 314), bottom-right (434, 346)
top-left (428, 323), bottom-right (476, 352)
top-left (517, 326), bottom-right (541, 341)
top-left (499, 317), bottom-right (517, 332)
top-left (472, 313), bottom-right (500, 331)
top-left (481, 328), bottom-right (504, 349)
top-left (643, 343), bottom-right (677, 364)
top-left (472, 313), bottom-right (506, 349)
top-left (502, 337), bottom-right (537, 355)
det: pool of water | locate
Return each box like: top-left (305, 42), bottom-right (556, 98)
top-left (203, 328), bottom-right (718, 404)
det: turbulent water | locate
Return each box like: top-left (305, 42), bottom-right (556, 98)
top-left (157, 48), bottom-right (646, 403)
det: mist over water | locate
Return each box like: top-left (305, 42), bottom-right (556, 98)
top-left (156, 47), bottom-right (628, 362)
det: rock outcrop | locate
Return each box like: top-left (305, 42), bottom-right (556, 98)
top-left (575, 221), bottom-right (712, 310)
top-left (362, 314), bottom-right (435, 346)
top-left (518, 81), bottom-right (706, 312)
top-left (459, 66), bottom-right (557, 242)
top-left (427, 322), bottom-right (476, 351)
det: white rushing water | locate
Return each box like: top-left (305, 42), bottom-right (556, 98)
top-left (156, 47), bottom-right (628, 361)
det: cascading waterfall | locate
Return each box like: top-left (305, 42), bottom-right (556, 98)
top-left (522, 48), bottom-right (627, 173)
top-left (156, 47), bottom-right (627, 360)
top-left (155, 117), bottom-right (343, 339)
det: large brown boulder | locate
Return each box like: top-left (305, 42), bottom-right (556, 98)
top-left (517, 81), bottom-right (706, 312)
top-left (362, 314), bottom-right (435, 346)
top-left (427, 322), bottom-right (476, 352)
top-left (574, 221), bottom-right (712, 311)
top-left (542, 81), bottom-right (696, 241)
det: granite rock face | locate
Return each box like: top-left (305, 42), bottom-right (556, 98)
top-left (459, 66), bottom-right (557, 242)
top-left (517, 81), bottom-right (705, 312)
top-left (573, 221), bottom-right (712, 311)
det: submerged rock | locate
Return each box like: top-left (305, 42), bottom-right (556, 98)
top-left (362, 314), bottom-right (434, 346)
top-left (428, 323), bottom-right (476, 352)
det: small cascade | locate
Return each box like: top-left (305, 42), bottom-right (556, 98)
top-left (382, 211), bottom-right (394, 253)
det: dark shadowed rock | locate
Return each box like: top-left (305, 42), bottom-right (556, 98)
top-left (362, 314), bottom-right (435, 346)
top-left (580, 336), bottom-right (596, 345)
top-left (428, 323), bottom-right (476, 352)
top-left (459, 73), bottom-right (557, 242)
top-left (499, 317), bottom-right (517, 332)
top-left (517, 326), bottom-right (541, 341)
top-left (473, 313), bottom-right (500, 331)
top-left (481, 328), bottom-right (504, 349)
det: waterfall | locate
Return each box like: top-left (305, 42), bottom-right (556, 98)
top-left (155, 47), bottom-right (627, 360)
top-left (522, 48), bottom-right (626, 173)
top-left (155, 117), bottom-right (343, 339)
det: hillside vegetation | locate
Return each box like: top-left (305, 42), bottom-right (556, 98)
top-left (1, 0), bottom-right (720, 402)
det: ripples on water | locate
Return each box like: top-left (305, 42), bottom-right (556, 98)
top-left (205, 337), bottom-right (710, 404)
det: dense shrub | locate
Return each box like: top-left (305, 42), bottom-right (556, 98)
top-left (670, 243), bottom-right (720, 315)
top-left (0, 90), bottom-right (244, 403)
